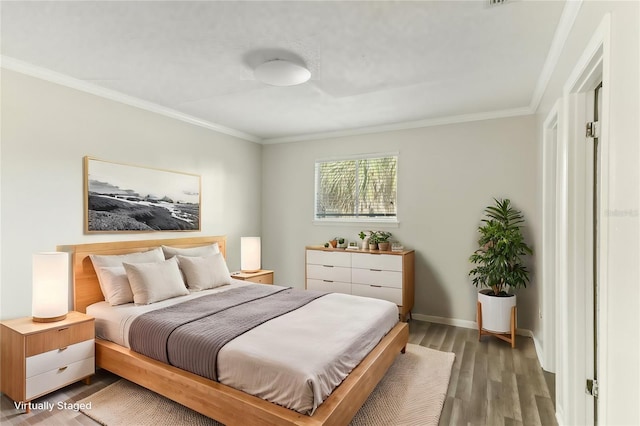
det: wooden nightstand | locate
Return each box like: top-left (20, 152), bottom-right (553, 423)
top-left (232, 270), bottom-right (274, 285)
top-left (0, 311), bottom-right (95, 412)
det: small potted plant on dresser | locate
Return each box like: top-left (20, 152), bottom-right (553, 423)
top-left (469, 198), bottom-right (533, 348)
top-left (336, 237), bottom-right (348, 249)
top-left (358, 231), bottom-right (370, 250)
top-left (368, 233), bottom-right (379, 250)
top-left (375, 231), bottom-right (392, 251)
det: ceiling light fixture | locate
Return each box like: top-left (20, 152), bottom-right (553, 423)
top-left (254, 59), bottom-right (311, 87)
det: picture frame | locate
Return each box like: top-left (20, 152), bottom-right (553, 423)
top-left (84, 156), bottom-right (201, 233)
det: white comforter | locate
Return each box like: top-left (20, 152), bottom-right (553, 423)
top-left (87, 281), bottom-right (399, 415)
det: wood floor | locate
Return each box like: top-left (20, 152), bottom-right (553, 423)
top-left (0, 320), bottom-right (557, 425)
top-left (409, 321), bottom-right (557, 426)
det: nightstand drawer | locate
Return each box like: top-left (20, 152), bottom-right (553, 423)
top-left (25, 320), bottom-right (94, 357)
top-left (246, 274), bottom-right (273, 284)
top-left (27, 339), bottom-right (94, 378)
top-left (26, 357), bottom-right (95, 400)
top-left (351, 283), bottom-right (402, 305)
top-left (352, 268), bottom-right (402, 289)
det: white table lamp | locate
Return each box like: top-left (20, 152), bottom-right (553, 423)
top-left (241, 237), bottom-right (261, 273)
top-left (32, 252), bottom-right (69, 322)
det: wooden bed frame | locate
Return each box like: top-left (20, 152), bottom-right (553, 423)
top-left (59, 236), bottom-right (409, 426)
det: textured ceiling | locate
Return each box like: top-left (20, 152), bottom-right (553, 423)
top-left (1, 1), bottom-right (566, 142)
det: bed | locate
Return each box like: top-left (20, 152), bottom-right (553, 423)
top-left (59, 236), bottom-right (409, 426)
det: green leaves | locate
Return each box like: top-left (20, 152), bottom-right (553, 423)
top-left (469, 198), bottom-right (533, 295)
top-left (316, 156), bottom-right (397, 219)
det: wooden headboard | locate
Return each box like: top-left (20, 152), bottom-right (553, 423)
top-left (58, 236), bottom-right (227, 313)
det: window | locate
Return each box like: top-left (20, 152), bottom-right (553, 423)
top-left (315, 154), bottom-right (398, 222)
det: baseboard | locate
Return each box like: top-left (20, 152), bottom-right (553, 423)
top-left (555, 407), bottom-right (566, 426)
top-left (531, 334), bottom-right (547, 370)
top-left (412, 313), bottom-right (477, 330)
top-left (412, 313), bottom-right (534, 338)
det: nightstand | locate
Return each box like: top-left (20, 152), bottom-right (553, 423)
top-left (232, 270), bottom-right (274, 285)
top-left (0, 311), bottom-right (95, 413)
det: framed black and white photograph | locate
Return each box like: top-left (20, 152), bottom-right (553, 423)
top-left (84, 156), bottom-right (201, 233)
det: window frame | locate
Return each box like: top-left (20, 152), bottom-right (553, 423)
top-left (313, 152), bottom-right (399, 225)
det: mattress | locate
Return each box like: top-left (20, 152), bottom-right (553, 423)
top-left (87, 280), bottom-right (399, 415)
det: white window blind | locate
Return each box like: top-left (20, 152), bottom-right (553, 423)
top-left (315, 154), bottom-right (397, 221)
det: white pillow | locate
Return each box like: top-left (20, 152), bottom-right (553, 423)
top-left (161, 243), bottom-right (220, 259)
top-left (177, 253), bottom-right (232, 291)
top-left (124, 257), bottom-right (189, 305)
top-left (97, 266), bottom-right (134, 306)
top-left (90, 248), bottom-right (164, 303)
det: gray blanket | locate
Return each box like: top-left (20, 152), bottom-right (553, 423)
top-left (129, 285), bottom-right (327, 381)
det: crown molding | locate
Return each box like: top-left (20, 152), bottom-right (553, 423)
top-left (529, 0), bottom-right (583, 112)
top-left (0, 56), bottom-right (261, 143)
top-left (4, 6), bottom-right (577, 150)
top-left (261, 106), bottom-right (534, 144)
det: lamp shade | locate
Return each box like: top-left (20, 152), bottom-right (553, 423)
top-left (241, 237), bottom-right (261, 273)
top-left (32, 252), bottom-right (69, 322)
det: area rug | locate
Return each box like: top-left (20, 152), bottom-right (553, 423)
top-left (79, 344), bottom-right (454, 426)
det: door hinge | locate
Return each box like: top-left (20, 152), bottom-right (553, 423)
top-left (586, 121), bottom-right (600, 138)
top-left (586, 378), bottom-right (599, 398)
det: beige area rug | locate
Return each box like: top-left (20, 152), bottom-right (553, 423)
top-left (79, 344), bottom-right (454, 426)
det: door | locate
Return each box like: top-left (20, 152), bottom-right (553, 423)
top-left (585, 83), bottom-right (602, 424)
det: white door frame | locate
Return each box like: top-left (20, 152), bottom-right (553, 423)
top-left (542, 101), bottom-right (560, 374)
top-left (554, 13), bottom-right (610, 426)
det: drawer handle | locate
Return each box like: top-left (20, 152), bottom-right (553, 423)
top-left (370, 285), bottom-right (382, 288)
top-left (58, 366), bottom-right (68, 372)
top-left (57, 327), bottom-right (69, 332)
top-left (58, 346), bottom-right (68, 352)
top-left (323, 280), bottom-right (334, 283)
top-left (370, 269), bottom-right (382, 272)
top-left (322, 265), bottom-right (334, 268)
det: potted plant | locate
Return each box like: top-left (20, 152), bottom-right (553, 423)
top-left (375, 231), bottom-right (392, 251)
top-left (368, 233), bottom-right (379, 250)
top-left (336, 237), bottom-right (347, 249)
top-left (469, 198), bottom-right (533, 343)
top-left (359, 231), bottom-right (370, 250)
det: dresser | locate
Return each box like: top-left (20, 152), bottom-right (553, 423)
top-left (0, 311), bottom-right (95, 412)
top-left (305, 247), bottom-right (415, 321)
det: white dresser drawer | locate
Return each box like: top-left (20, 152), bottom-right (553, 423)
top-left (352, 253), bottom-right (402, 271)
top-left (351, 283), bottom-right (402, 305)
top-left (352, 268), bottom-right (402, 289)
top-left (307, 264), bottom-right (352, 282)
top-left (26, 339), bottom-right (95, 378)
top-left (307, 279), bottom-right (351, 294)
top-left (26, 357), bottom-right (95, 399)
top-left (306, 250), bottom-right (351, 267)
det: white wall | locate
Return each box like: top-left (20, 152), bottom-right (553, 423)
top-left (0, 70), bottom-right (263, 320)
top-left (535, 1), bottom-right (639, 425)
top-left (262, 115), bottom-right (540, 330)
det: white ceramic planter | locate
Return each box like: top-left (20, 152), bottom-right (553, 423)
top-left (478, 291), bottom-right (516, 333)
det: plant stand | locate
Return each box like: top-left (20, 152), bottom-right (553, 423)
top-left (477, 301), bottom-right (516, 348)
